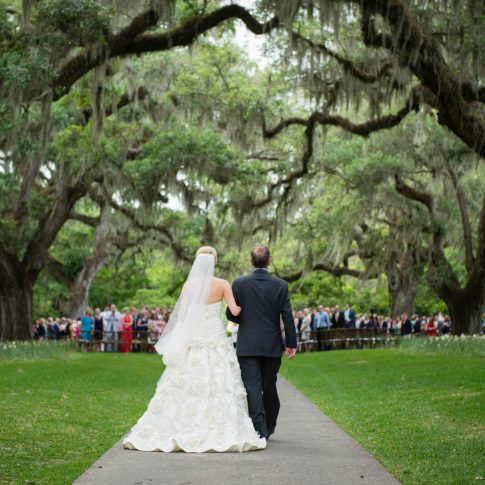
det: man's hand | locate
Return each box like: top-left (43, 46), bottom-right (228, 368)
top-left (285, 347), bottom-right (296, 360)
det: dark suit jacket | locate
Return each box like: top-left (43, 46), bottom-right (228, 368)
top-left (331, 311), bottom-right (345, 328)
top-left (226, 269), bottom-right (297, 357)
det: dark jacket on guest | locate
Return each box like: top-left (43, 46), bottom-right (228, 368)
top-left (226, 268), bottom-right (297, 357)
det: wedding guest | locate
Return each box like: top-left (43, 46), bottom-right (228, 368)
top-left (93, 308), bottom-right (104, 352)
top-left (120, 308), bottom-right (133, 353)
top-left (412, 315), bottom-right (422, 335)
top-left (81, 308), bottom-right (93, 352)
top-left (156, 312), bottom-right (167, 339)
top-left (426, 318), bottom-right (438, 337)
top-left (104, 304), bottom-right (121, 352)
top-left (401, 313), bottom-right (412, 336)
top-left (308, 306), bottom-right (316, 331)
top-left (441, 318), bottom-right (451, 334)
top-left (313, 305), bottom-right (330, 350)
top-left (300, 308), bottom-right (312, 343)
top-left (343, 303), bottom-right (356, 328)
top-left (331, 305), bottom-right (344, 328)
top-left (137, 307), bottom-right (150, 352)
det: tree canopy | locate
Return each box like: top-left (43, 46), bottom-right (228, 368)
top-left (0, 0), bottom-right (483, 339)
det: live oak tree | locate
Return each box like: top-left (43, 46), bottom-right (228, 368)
top-left (1, 0), bottom-right (483, 338)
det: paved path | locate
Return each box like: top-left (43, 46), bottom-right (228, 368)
top-left (74, 378), bottom-right (400, 485)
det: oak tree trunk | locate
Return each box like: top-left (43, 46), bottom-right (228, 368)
top-left (0, 264), bottom-right (34, 341)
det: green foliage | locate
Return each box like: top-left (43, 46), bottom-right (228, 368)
top-left (34, 0), bottom-right (113, 48)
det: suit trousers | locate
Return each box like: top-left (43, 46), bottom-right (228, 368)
top-left (238, 356), bottom-right (282, 439)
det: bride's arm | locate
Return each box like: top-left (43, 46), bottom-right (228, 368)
top-left (223, 280), bottom-right (241, 316)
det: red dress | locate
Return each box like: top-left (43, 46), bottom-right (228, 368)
top-left (426, 322), bottom-right (438, 337)
top-left (121, 316), bottom-right (133, 352)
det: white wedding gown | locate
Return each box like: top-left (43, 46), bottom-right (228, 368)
top-left (122, 301), bottom-right (266, 452)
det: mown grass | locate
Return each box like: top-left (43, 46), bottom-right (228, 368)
top-left (1, 342), bottom-right (484, 485)
top-left (281, 348), bottom-right (485, 485)
top-left (0, 352), bottom-right (163, 485)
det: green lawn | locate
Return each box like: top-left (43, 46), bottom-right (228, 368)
top-left (1, 347), bottom-right (483, 485)
top-left (281, 349), bottom-right (485, 485)
top-left (0, 352), bottom-right (163, 485)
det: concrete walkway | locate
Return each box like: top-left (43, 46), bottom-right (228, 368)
top-left (74, 378), bottom-right (400, 485)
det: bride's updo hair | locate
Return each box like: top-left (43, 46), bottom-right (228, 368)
top-left (196, 246), bottom-right (217, 263)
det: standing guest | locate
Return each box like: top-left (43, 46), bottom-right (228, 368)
top-left (401, 313), bottom-right (413, 336)
top-left (391, 318), bottom-right (400, 335)
top-left (308, 306), bottom-right (315, 331)
top-left (81, 308), bottom-right (93, 352)
top-left (367, 312), bottom-right (377, 330)
top-left (137, 307), bottom-right (150, 352)
top-left (93, 308), bottom-right (104, 352)
top-left (331, 305), bottom-right (344, 328)
top-left (131, 307), bottom-right (141, 331)
top-left (300, 308), bottom-right (313, 343)
top-left (313, 305), bottom-right (330, 351)
top-left (69, 319), bottom-right (78, 340)
top-left (120, 308), bottom-right (133, 353)
top-left (412, 315), bottom-right (421, 335)
top-left (441, 318), bottom-right (451, 334)
top-left (38, 319), bottom-right (46, 340)
top-left (104, 304), bottom-right (121, 352)
top-left (156, 312), bottom-right (167, 339)
top-left (296, 310), bottom-right (304, 334)
top-left (343, 304), bottom-right (356, 328)
top-left (426, 318), bottom-right (438, 337)
top-left (32, 320), bottom-right (41, 339)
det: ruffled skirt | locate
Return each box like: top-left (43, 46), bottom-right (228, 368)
top-left (122, 338), bottom-right (266, 452)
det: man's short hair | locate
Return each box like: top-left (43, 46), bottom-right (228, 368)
top-left (251, 245), bottom-right (271, 268)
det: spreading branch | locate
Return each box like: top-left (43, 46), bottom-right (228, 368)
top-left (291, 31), bottom-right (394, 84)
top-left (53, 5), bottom-right (279, 100)
top-left (447, 165), bottom-right (475, 273)
top-left (263, 85), bottom-right (421, 139)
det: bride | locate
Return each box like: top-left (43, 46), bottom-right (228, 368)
top-left (122, 246), bottom-right (266, 452)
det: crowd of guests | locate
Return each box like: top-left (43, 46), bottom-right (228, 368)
top-left (33, 301), bottom-right (455, 353)
top-left (32, 305), bottom-right (172, 352)
top-left (294, 304), bottom-right (452, 348)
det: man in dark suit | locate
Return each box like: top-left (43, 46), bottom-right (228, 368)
top-left (343, 303), bottom-right (356, 328)
top-left (331, 305), bottom-right (345, 328)
top-left (226, 245), bottom-right (297, 440)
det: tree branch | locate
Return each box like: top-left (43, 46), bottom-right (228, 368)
top-left (291, 31), bottom-right (394, 84)
top-left (69, 211), bottom-right (101, 227)
top-left (280, 260), bottom-right (363, 282)
top-left (53, 5), bottom-right (279, 100)
top-left (447, 165), bottom-right (474, 273)
top-left (264, 85), bottom-right (420, 139)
